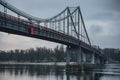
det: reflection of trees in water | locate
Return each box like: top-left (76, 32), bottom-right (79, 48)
top-left (27, 65), bottom-right (52, 76)
top-left (0, 65), bottom-right (108, 80)
top-left (0, 65), bottom-right (27, 76)
top-left (0, 65), bottom-right (65, 76)
top-left (94, 73), bottom-right (104, 80)
top-left (53, 65), bottom-right (65, 80)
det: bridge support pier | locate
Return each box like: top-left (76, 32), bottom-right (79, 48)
top-left (96, 56), bottom-right (100, 64)
top-left (77, 47), bottom-right (82, 64)
top-left (100, 57), bottom-right (104, 64)
top-left (91, 52), bottom-right (95, 64)
top-left (66, 46), bottom-right (71, 65)
top-left (95, 55), bottom-right (98, 64)
top-left (66, 46), bottom-right (82, 65)
top-left (82, 52), bottom-right (86, 63)
top-left (98, 57), bottom-right (101, 64)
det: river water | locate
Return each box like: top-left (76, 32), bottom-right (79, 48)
top-left (0, 63), bottom-right (120, 80)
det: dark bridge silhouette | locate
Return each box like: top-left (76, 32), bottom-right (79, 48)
top-left (0, 0), bottom-right (107, 64)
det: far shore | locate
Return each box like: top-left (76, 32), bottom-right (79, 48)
top-left (0, 61), bottom-right (74, 66)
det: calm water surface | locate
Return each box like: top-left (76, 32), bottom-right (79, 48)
top-left (0, 63), bottom-right (120, 80)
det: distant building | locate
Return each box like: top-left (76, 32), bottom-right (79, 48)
top-left (103, 48), bottom-right (119, 54)
top-left (102, 48), bottom-right (120, 63)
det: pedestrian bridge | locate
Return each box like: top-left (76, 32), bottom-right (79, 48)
top-left (0, 0), bottom-right (107, 64)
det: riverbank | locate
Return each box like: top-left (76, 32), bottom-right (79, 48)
top-left (0, 62), bottom-right (76, 66)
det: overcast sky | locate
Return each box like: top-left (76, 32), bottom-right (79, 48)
top-left (0, 0), bottom-right (120, 51)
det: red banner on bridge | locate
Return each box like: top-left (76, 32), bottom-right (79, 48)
top-left (30, 27), bottom-right (34, 35)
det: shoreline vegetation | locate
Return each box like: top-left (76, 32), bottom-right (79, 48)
top-left (0, 45), bottom-right (77, 63)
top-left (0, 45), bottom-right (120, 63)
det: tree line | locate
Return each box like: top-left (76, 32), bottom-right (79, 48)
top-left (0, 45), bottom-right (76, 62)
top-left (1, 45), bottom-right (119, 63)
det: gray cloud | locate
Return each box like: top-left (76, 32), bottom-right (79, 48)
top-left (89, 25), bottom-right (103, 35)
top-left (94, 34), bottom-right (120, 49)
top-left (104, 0), bottom-right (120, 12)
top-left (89, 12), bottom-right (114, 21)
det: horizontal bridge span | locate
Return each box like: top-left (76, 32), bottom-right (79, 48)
top-left (0, 12), bottom-right (80, 46)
